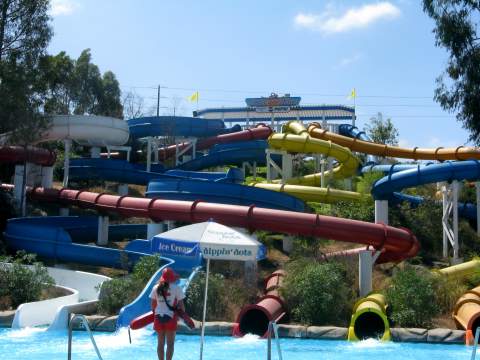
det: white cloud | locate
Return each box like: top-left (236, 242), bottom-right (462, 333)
top-left (50, 0), bottom-right (79, 16)
top-left (294, 2), bottom-right (401, 35)
top-left (335, 53), bottom-right (363, 69)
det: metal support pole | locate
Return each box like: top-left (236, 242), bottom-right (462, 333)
top-left (97, 216), bottom-right (109, 246)
top-left (199, 258), bottom-right (210, 360)
top-left (281, 153), bottom-right (293, 184)
top-left (359, 250), bottom-right (381, 297)
top-left (41, 166), bottom-right (54, 188)
top-left (147, 222), bottom-right (164, 239)
top-left (63, 139), bottom-right (71, 187)
top-left (146, 137), bottom-right (152, 172)
top-left (374, 200), bottom-right (388, 225)
top-left (453, 180), bottom-right (459, 262)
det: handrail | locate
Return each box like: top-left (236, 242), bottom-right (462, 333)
top-left (68, 314), bottom-right (104, 360)
top-left (267, 320), bottom-right (283, 360)
top-left (472, 327), bottom-right (480, 360)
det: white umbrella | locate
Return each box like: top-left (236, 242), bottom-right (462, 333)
top-left (152, 221), bottom-right (265, 360)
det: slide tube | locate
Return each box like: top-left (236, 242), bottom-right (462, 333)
top-left (347, 293), bottom-right (391, 341)
top-left (158, 124), bottom-right (272, 160)
top-left (308, 123), bottom-right (480, 161)
top-left (0, 146), bottom-right (56, 166)
top-left (250, 182), bottom-right (364, 203)
top-left (268, 122), bottom-right (360, 182)
top-left (25, 186), bottom-right (419, 264)
top-left (453, 286), bottom-right (480, 345)
top-left (371, 160), bottom-right (480, 201)
top-left (233, 270), bottom-right (286, 337)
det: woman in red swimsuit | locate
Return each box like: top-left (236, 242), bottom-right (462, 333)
top-left (150, 267), bottom-right (185, 360)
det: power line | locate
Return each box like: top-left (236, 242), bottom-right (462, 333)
top-left (121, 84), bottom-right (436, 100)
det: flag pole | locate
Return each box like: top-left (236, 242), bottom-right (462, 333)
top-left (199, 258), bottom-right (210, 360)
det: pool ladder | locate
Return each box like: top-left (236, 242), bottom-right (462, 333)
top-left (267, 320), bottom-right (283, 360)
top-left (68, 314), bottom-right (104, 360)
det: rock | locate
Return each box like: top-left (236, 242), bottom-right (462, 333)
top-left (0, 310), bottom-right (15, 327)
top-left (277, 324), bottom-right (307, 338)
top-left (307, 326), bottom-right (348, 340)
top-left (177, 319), bottom-right (201, 335)
top-left (95, 316), bottom-right (117, 332)
top-left (391, 328), bottom-right (428, 342)
top-left (427, 328), bottom-right (465, 344)
top-left (203, 322), bottom-right (235, 336)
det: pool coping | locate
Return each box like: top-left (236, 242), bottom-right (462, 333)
top-left (0, 311), bottom-right (466, 344)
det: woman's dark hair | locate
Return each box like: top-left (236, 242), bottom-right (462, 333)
top-left (157, 281), bottom-right (169, 296)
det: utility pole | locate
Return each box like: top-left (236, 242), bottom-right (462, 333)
top-left (157, 85), bottom-right (161, 117)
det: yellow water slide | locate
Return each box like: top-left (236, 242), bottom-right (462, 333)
top-left (251, 122), bottom-right (364, 203)
top-left (347, 260), bottom-right (480, 342)
top-left (306, 123), bottom-right (480, 160)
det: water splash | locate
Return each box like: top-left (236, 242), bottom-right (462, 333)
top-left (352, 338), bottom-right (396, 349)
top-left (233, 334), bottom-right (261, 344)
top-left (7, 327), bottom-right (45, 338)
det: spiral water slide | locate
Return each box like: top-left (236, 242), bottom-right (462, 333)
top-left (250, 121), bottom-right (364, 203)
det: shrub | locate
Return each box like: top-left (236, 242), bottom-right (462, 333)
top-left (97, 255), bottom-right (162, 315)
top-left (0, 260), bottom-right (54, 310)
top-left (131, 255), bottom-right (162, 284)
top-left (185, 271), bottom-right (229, 321)
top-left (281, 260), bottom-right (354, 326)
top-left (97, 277), bottom-right (141, 315)
top-left (386, 265), bottom-right (440, 328)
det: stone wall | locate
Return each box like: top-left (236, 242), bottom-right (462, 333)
top-left (0, 311), bottom-right (466, 344)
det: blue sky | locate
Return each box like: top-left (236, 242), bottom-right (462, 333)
top-left (48, 0), bottom-right (470, 148)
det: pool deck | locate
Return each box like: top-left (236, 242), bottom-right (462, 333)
top-left (0, 311), bottom-right (465, 344)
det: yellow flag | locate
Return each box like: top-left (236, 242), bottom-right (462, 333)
top-left (188, 91), bottom-right (199, 102)
top-left (349, 88), bottom-right (356, 99)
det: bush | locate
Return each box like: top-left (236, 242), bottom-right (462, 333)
top-left (97, 277), bottom-right (141, 315)
top-left (185, 271), bottom-right (229, 321)
top-left (281, 260), bottom-right (354, 326)
top-left (97, 255), bottom-right (162, 315)
top-left (0, 259), bottom-right (54, 310)
top-left (386, 265), bottom-right (440, 328)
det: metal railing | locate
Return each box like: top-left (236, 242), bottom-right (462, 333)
top-left (472, 328), bottom-right (480, 360)
top-left (68, 314), bottom-right (104, 360)
top-left (267, 321), bottom-right (283, 360)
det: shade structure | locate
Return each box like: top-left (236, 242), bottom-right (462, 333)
top-left (152, 221), bottom-right (264, 360)
top-left (151, 221), bottom-right (266, 262)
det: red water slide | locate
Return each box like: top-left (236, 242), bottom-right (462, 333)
top-left (0, 146), bottom-right (56, 166)
top-left (158, 124), bottom-right (272, 160)
top-left (26, 187), bottom-right (419, 264)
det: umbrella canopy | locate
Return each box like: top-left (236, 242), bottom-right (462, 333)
top-left (151, 221), bottom-right (266, 262)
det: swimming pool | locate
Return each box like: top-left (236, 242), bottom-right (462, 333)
top-left (0, 327), bottom-right (472, 360)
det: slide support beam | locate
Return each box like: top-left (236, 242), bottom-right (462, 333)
top-left (97, 216), bottom-right (109, 246)
top-left (374, 200), bottom-right (388, 225)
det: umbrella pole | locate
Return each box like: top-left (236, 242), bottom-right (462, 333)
top-left (199, 258), bottom-right (210, 360)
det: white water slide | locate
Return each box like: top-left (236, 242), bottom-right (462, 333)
top-left (4, 264), bottom-right (110, 330)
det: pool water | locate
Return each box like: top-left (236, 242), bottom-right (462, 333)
top-left (0, 327), bottom-right (472, 360)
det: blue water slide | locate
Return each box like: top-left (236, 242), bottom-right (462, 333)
top-left (372, 160), bottom-right (480, 200)
top-left (164, 168), bottom-right (244, 184)
top-left (127, 116), bottom-right (241, 139)
top-left (116, 263), bottom-right (200, 328)
top-left (4, 217), bottom-right (153, 268)
top-left (177, 140), bottom-right (271, 171)
top-left (69, 158), bottom-right (244, 185)
top-left (146, 178), bottom-right (306, 212)
top-left (339, 124), bottom-right (376, 165)
top-left (361, 163), bottom-right (431, 175)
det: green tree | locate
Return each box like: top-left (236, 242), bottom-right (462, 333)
top-left (386, 265), bottom-right (439, 328)
top-left (423, 1), bottom-right (480, 143)
top-left (0, 0), bottom-right (52, 215)
top-left (39, 49), bottom-right (123, 118)
top-left (364, 112), bottom-right (399, 145)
